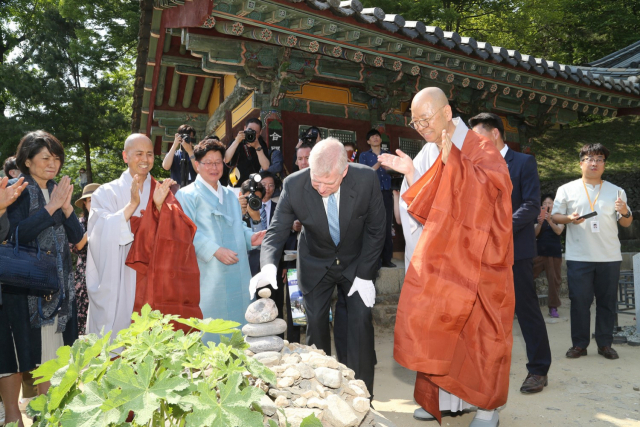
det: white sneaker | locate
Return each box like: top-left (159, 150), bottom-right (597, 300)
top-left (469, 410), bottom-right (499, 427)
top-left (413, 407), bottom-right (436, 421)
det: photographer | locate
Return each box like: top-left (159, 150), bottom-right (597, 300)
top-left (225, 118), bottom-right (270, 187)
top-left (162, 124), bottom-right (198, 188)
top-left (239, 177), bottom-right (266, 276)
top-left (291, 126), bottom-right (321, 173)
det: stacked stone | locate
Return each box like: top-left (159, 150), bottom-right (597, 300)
top-left (247, 341), bottom-right (395, 427)
top-left (243, 288), bottom-right (287, 354)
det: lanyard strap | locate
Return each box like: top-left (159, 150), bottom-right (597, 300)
top-left (582, 179), bottom-right (603, 212)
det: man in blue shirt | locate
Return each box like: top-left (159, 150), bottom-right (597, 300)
top-left (359, 129), bottom-right (395, 268)
top-left (161, 124), bottom-right (198, 188)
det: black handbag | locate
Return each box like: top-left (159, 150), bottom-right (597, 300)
top-left (0, 226), bottom-right (63, 319)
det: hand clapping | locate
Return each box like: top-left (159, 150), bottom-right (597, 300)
top-left (153, 178), bottom-right (175, 212)
top-left (46, 176), bottom-right (73, 217)
top-left (0, 177), bottom-right (28, 214)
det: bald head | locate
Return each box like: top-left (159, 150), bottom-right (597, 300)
top-left (410, 87), bottom-right (454, 145)
top-left (123, 133), bottom-right (155, 177)
top-left (124, 133), bottom-right (153, 152)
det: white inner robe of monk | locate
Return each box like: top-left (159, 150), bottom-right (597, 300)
top-left (86, 170), bottom-right (152, 342)
top-left (400, 118), bottom-right (475, 413)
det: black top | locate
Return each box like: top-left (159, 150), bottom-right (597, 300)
top-left (169, 149), bottom-right (197, 187)
top-left (536, 221), bottom-right (562, 258)
top-left (227, 137), bottom-right (269, 187)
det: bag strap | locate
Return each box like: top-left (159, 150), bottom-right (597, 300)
top-left (13, 226), bottom-right (42, 260)
top-left (37, 224), bottom-right (65, 321)
top-left (38, 288), bottom-right (64, 321)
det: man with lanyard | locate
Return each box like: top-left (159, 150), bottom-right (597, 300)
top-left (552, 143), bottom-right (632, 361)
top-left (162, 124), bottom-right (198, 188)
top-left (359, 129), bottom-right (396, 268)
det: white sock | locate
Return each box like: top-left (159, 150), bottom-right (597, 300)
top-left (475, 409), bottom-right (495, 421)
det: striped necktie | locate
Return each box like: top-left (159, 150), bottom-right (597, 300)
top-left (327, 193), bottom-right (340, 246)
top-left (260, 203), bottom-right (267, 229)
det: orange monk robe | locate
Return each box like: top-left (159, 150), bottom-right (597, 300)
top-left (126, 179), bottom-right (202, 332)
top-left (394, 131), bottom-right (515, 424)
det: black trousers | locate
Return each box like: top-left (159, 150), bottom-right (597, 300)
top-left (381, 190), bottom-right (394, 263)
top-left (303, 262), bottom-right (375, 394)
top-left (566, 260), bottom-right (621, 348)
top-left (513, 258), bottom-right (552, 376)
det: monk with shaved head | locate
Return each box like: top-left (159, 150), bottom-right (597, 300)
top-left (379, 87), bottom-right (515, 427)
top-left (86, 133), bottom-right (202, 342)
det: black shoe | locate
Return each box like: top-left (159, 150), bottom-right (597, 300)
top-left (381, 261), bottom-right (397, 268)
top-left (520, 373), bottom-right (548, 393)
top-left (598, 346), bottom-right (619, 360)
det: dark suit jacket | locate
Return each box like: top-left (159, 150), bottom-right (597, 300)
top-left (505, 148), bottom-right (540, 261)
top-left (261, 163), bottom-right (386, 294)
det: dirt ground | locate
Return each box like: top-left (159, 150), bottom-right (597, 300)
top-left (3, 298), bottom-right (639, 426)
top-left (372, 297), bottom-right (640, 427)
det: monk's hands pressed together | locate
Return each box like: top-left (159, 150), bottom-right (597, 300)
top-left (251, 230), bottom-right (266, 246)
top-left (0, 176), bottom-right (28, 216)
top-left (124, 174), bottom-right (143, 221)
top-left (46, 176), bottom-right (73, 217)
top-left (214, 247), bottom-right (239, 265)
top-left (154, 178), bottom-right (175, 212)
top-left (441, 129), bottom-right (453, 165)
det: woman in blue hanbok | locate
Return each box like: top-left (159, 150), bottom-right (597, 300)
top-left (176, 139), bottom-right (265, 344)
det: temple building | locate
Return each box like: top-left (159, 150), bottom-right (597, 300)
top-left (135, 0), bottom-right (640, 168)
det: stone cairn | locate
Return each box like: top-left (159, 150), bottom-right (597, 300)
top-left (244, 289), bottom-right (393, 427)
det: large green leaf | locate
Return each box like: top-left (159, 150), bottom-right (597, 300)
top-left (184, 372), bottom-right (264, 427)
top-left (102, 355), bottom-right (190, 425)
top-left (31, 346), bottom-right (71, 385)
top-left (175, 317), bottom-right (240, 334)
top-left (300, 413), bottom-right (323, 427)
top-left (58, 382), bottom-right (121, 427)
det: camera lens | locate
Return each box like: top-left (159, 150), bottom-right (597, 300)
top-left (248, 194), bottom-right (262, 211)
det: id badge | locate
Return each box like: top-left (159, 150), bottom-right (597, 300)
top-left (590, 220), bottom-right (600, 233)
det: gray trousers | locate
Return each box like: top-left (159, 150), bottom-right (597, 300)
top-left (566, 260), bottom-right (621, 348)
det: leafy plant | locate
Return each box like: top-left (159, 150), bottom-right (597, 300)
top-left (13, 304), bottom-right (276, 427)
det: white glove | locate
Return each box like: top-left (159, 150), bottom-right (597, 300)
top-left (249, 264), bottom-right (277, 299)
top-left (348, 277), bottom-right (376, 308)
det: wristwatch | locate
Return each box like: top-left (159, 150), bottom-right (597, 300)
top-left (189, 155), bottom-right (195, 160)
top-left (255, 147), bottom-right (262, 151)
top-left (622, 210), bottom-right (632, 218)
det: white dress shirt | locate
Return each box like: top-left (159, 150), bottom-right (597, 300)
top-left (500, 144), bottom-right (509, 158)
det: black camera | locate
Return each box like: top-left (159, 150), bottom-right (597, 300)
top-left (246, 173), bottom-right (263, 211)
top-left (300, 127), bottom-right (320, 145)
top-left (179, 133), bottom-right (192, 144)
top-left (244, 129), bottom-right (257, 143)
top-left (389, 172), bottom-right (404, 192)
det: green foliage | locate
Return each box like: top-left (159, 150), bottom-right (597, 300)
top-left (531, 115), bottom-right (640, 181)
top-left (22, 304), bottom-right (273, 427)
top-left (360, 0), bottom-right (640, 65)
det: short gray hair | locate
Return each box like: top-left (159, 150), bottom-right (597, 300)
top-left (309, 137), bottom-right (348, 177)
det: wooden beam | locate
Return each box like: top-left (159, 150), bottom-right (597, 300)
top-left (155, 66), bottom-right (168, 106)
top-left (182, 75), bottom-right (197, 108)
top-left (198, 77), bottom-right (215, 110)
top-left (168, 68), bottom-right (181, 107)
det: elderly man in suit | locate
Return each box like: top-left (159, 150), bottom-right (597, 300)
top-left (470, 112), bottom-right (552, 394)
top-left (251, 137), bottom-right (385, 395)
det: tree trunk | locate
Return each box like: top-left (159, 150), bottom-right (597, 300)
top-left (83, 136), bottom-right (93, 184)
top-left (131, 0), bottom-right (154, 134)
